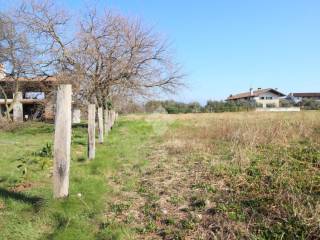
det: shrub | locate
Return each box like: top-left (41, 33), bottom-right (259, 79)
top-left (204, 100), bottom-right (258, 112)
top-left (266, 103), bottom-right (276, 108)
top-left (145, 100), bottom-right (202, 114)
top-left (0, 119), bottom-right (23, 131)
top-left (300, 99), bottom-right (320, 110)
top-left (280, 99), bottom-right (294, 107)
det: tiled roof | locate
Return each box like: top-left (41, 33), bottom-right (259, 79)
top-left (227, 88), bottom-right (286, 100)
top-left (292, 93), bottom-right (320, 98)
top-left (0, 76), bottom-right (57, 82)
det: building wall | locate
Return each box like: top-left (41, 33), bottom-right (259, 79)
top-left (254, 92), bottom-right (281, 108)
top-left (256, 107), bottom-right (300, 112)
top-left (44, 99), bottom-right (55, 121)
top-left (0, 93), bottom-right (54, 121)
top-left (255, 99), bottom-right (280, 108)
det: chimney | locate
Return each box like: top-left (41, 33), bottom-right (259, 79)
top-left (250, 88), bottom-right (253, 96)
top-left (0, 64), bottom-right (5, 80)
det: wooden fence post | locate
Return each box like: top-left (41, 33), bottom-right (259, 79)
top-left (72, 108), bottom-right (81, 124)
top-left (53, 84), bottom-right (72, 198)
top-left (108, 110), bottom-right (112, 130)
top-left (110, 110), bottom-right (114, 128)
top-left (13, 92), bottom-right (23, 122)
top-left (104, 109), bottom-right (109, 136)
top-left (112, 111), bottom-right (116, 125)
top-left (88, 104), bottom-right (96, 160)
top-left (98, 107), bottom-right (104, 143)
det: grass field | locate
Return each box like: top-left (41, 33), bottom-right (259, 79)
top-left (0, 112), bottom-right (319, 239)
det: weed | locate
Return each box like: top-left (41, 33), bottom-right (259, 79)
top-left (180, 218), bottom-right (196, 230)
top-left (110, 202), bottom-right (130, 214)
top-left (190, 196), bottom-right (207, 209)
top-left (34, 143), bottom-right (53, 158)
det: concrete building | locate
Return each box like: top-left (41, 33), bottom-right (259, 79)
top-left (227, 88), bottom-right (286, 108)
top-left (0, 64), bottom-right (57, 121)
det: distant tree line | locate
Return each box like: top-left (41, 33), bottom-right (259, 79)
top-left (142, 99), bottom-right (320, 114)
top-left (144, 99), bottom-right (260, 114)
top-left (280, 99), bottom-right (320, 110)
top-left (145, 100), bottom-right (201, 114)
top-left (204, 100), bottom-right (260, 112)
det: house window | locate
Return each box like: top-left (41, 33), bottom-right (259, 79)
top-left (260, 97), bottom-right (265, 100)
top-left (266, 97), bottom-right (273, 100)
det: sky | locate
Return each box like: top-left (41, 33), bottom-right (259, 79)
top-left (2, 0), bottom-right (320, 104)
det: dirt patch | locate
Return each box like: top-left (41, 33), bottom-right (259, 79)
top-left (10, 182), bottom-right (35, 192)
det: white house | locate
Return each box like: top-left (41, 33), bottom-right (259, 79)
top-left (227, 88), bottom-right (286, 108)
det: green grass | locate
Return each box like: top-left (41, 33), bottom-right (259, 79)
top-left (0, 119), bottom-right (154, 240)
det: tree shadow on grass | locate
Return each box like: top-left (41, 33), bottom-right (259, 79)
top-left (0, 187), bottom-right (44, 211)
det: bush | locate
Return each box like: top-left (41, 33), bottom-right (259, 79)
top-left (266, 103), bottom-right (276, 108)
top-left (145, 100), bottom-right (202, 114)
top-left (204, 100), bottom-right (258, 112)
top-left (299, 99), bottom-right (320, 110)
top-left (280, 99), bottom-right (294, 107)
top-left (0, 119), bottom-right (25, 132)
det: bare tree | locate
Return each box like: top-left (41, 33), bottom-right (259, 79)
top-left (75, 9), bottom-right (184, 108)
top-left (0, 1), bottom-right (184, 118)
top-left (0, 12), bottom-right (35, 119)
top-left (0, 0), bottom-right (76, 120)
top-left (17, 0), bottom-right (76, 79)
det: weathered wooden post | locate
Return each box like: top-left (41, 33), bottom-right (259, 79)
top-left (88, 104), bottom-right (96, 160)
top-left (113, 111), bottom-right (117, 125)
top-left (98, 107), bottom-right (104, 143)
top-left (113, 110), bottom-right (116, 123)
top-left (72, 108), bottom-right (81, 124)
top-left (109, 110), bottom-right (114, 128)
top-left (104, 109), bottom-right (109, 136)
top-left (109, 110), bottom-right (112, 129)
top-left (13, 92), bottom-right (23, 122)
top-left (108, 110), bottom-right (112, 130)
top-left (53, 84), bottom-right (72, 198)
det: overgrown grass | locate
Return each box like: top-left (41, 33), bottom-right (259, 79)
top-left (110, 112), bottom-right (320, 239)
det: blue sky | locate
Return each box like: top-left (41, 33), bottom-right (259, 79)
top-left (2, 1), bottom-right (320, 103)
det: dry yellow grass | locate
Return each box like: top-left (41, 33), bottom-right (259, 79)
top-left (116, 111), bottom-right (320, 239)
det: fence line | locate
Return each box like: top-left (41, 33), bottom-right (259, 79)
top-left (53, 87), bottom-right (119, 198)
